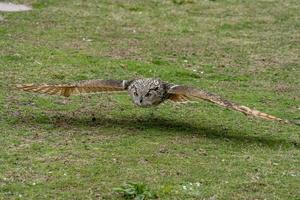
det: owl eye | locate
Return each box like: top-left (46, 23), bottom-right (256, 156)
top-left (145, 92), bottom-right (152, 97)
top-left (134, 91), bottom-right (138, 96)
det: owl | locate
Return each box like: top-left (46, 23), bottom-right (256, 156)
top-left (17, 78), bottom-right (297, 125)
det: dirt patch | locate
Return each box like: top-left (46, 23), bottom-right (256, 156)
top-left (0, 2), bottom-right (32, 12)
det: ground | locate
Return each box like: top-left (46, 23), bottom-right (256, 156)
top-left (0, 0), bottom-right (299, 199)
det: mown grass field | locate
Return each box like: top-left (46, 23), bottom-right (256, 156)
top-left (0, 0), bottom-right (299, 199)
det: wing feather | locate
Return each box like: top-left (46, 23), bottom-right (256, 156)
top-left (17, 80), bottom-right (130, 97)
top-left (167, 85), bottom-right (291, 124)
top-left (168, 93), bottom-right (190, 103)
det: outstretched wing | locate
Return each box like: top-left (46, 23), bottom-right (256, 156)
top-left (167, 85), bottom-right (291, 124)
top-left (168, 93), bottom-right (190, 103)
top-left (17, 80), bottom-right (131, 97)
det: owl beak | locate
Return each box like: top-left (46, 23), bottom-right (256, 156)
top-left (139, 98), bottom-right (143, 104)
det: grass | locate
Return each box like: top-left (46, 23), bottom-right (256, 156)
top-left (0, 0), bottom-right (299, 199)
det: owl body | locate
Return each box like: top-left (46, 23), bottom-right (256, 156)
top-left (127, 78), bottom-right (169, 107)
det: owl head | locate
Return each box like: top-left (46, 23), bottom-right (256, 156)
top-left (127, 78), bottom-right (167, 107)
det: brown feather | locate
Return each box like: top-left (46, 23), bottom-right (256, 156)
top-left (16, 80), bottom-right (128, 97)
top-left (167, 85), bottom-right (291, 124)
top-left (168, 94), bottom-right (190, 102)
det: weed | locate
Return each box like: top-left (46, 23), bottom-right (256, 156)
top-left (113, 182), bottom-right (158, 200)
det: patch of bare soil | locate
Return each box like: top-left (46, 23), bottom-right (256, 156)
top-left (0, 2), bottom-right (31, 12)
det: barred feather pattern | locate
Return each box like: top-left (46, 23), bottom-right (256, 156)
top-left (16, 80), bottom-right (127, 97)
top-left (167, 85), bottom-right (291, 124)
top-left (168, 94), bottom-right (190, 103)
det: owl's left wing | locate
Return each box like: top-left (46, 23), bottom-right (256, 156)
top-left (167, 84), bottom-right (294, 124)
top-left (17, 80), bottom-right (132, 97)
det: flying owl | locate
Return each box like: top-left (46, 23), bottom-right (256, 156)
top-left (17, 78), bottom-right (296, 125)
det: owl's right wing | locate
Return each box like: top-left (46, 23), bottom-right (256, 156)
top-left (17, 80), bottom-right (132, 97)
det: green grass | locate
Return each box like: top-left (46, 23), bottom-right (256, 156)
top-left (0, 0), bottom-right (299, 199)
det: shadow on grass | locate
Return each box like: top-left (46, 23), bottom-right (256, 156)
top-left (15, 112), bottom-right (299, 149)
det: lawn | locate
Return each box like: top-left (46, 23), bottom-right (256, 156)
top-left (0, 0), bottom-right (299, 199)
